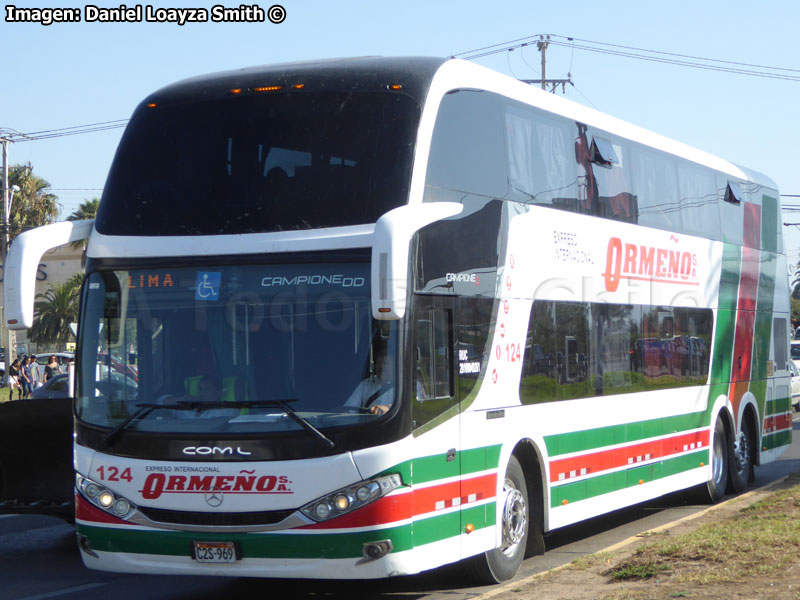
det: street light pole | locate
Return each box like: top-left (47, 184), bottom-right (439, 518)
top-left (1, 137), bottom-right (14, 370)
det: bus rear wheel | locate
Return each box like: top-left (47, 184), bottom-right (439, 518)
top-left (465, 456), bottom-right (529, 583)
top-left (705, 415), bottom-right (729, 503)
top-left (728, 416), bottom-right (754, 493)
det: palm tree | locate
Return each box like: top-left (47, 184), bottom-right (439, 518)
top-left (67, 198), bottom-right (100, 250)
top-left (28, 274), bottom-right (84, 348)
top-left (67, 198), bottom-right (99, 222)
top-left (7, 163), bottom-right (59, 242)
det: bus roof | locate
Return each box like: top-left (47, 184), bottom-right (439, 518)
top-left (141, 56), bottom-right (447, 110)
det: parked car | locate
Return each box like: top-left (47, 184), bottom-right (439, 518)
top-left (792, 341), bottom-right (800, 371)
top-left (791, 362), bottom-right (800, 412)
top-left (30, 373), bottom-right (70, 399)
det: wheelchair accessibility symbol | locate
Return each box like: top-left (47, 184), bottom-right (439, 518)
top-left (195, 272), bottom-right (221, 301)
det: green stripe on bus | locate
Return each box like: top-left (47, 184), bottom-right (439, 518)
top-left (761, 196), bottom-right (779, 254)
top-left (544, 411), bottom-right (707, 457)
top-left (76, 521), bottom-right (415, 559)
top-left (766, 396), bottom-right (791, 416)
top-left (382, 444), bottom-right (502, 485)
top-left (551, 450), bottom-right (708, 507)
top-left (77, 502), bottom-right (496, 559)
top-left (763, 430), bottom-right (792, 450)
top-left (709, 243), bottom-right (741, 386)
top-left (752, 255), bottom-right (777, 384)
top-left (413, 502), bottom-right (495, 546)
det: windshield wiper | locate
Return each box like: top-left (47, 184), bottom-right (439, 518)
top-left (103, 399), bottom-right (335, 450)
top-left (269, 399), bottom-right (335, 450)
top-left (103, 402), bottom-right (199, 446)
top-left (178, 399), bottom-right (335, 449)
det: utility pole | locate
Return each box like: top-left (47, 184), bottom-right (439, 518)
top-left (1, 137), bottom-right (12, 371)
top-left (537, 34), bottom-right (549, 91)
top-left (520, 34), bottom-right (573, 94)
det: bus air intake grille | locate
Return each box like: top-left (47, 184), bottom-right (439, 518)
top-left (137, 507), bottom-right (296, 526)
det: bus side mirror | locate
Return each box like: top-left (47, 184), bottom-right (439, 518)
top-left (4, 220), bottom-right (94, 329)
top-left (370, 203), bottom-right (462, 320)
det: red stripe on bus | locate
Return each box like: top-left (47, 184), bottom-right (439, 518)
top-left (549, 430), bottom-right (710, 483)
top-left (764, 413), bottom-right (792, 433)
top-left (301, 473), bottom-right (497, 530)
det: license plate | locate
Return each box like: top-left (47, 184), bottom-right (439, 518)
top-left (192, 541), bottom-right (239, 563)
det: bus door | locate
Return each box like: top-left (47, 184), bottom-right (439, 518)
top-left (410, 295), bottom-right (461, 549)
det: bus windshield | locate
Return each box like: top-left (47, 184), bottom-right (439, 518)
top-left (76, 263), bottom-right (397, 435)
top-left (95, 91), bottom-right (420, 236)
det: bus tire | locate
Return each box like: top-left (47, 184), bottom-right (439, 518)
top-left (728, 414), bottom-right (754, 493)
top-left (705, 415), bottom-right (729, 503)
top-left (465, 456), bottom-right (528, 583)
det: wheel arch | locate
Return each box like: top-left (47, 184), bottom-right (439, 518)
top-left (509, 438), bottom-right (546, 537)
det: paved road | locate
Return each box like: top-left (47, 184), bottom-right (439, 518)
top-left (2, 420), bottom-right (799, 600)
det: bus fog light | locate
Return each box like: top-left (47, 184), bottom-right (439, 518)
top-left (113, 499), bottom-right (131, 516)
top-left (98, 491), bottom-right (114, 508)
top-left (356, 486), bottom-right (371, 501)
top-left (358, 540), bottom-right (394, 564)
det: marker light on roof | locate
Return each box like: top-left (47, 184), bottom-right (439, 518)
top-left (251, 85), bottom-right (283, 93)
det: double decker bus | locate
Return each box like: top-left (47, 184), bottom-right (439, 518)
top-left (4, 56), bottom-right (790, 583)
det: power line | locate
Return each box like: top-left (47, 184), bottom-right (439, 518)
top-left (548, 35), bottom-right (800, 74)
top-left (452, 34), bottom-right (800, 83)
top-left (0, 119), bottom-right (128, 143)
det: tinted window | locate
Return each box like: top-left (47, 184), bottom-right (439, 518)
top-left (521, 300), bottom-right (712, 404)
top-left (425, 90), bottom-right (508, 200)
top-left (423, 88), bottom-right (769, 245)
top-left (97, 92), bottom-right (420, 235)
top-left (77, 263), bottom-right (399, 434)
top-left (411, 296), bottom-right (457, 430)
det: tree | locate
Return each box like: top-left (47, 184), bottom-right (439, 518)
top-left (67, 198), bottom-right (100, 249)
top-left (7, 163), bottom-right (59, 242)
top-left (67, 198), bottom-right (99, 222)
top-left (27, 274), bottom-right (84, 349)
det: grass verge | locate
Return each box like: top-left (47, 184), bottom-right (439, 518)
top-left (605, 482), bottom-right (800, 586)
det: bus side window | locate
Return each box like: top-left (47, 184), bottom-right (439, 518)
top-left (415, 307), bottom-right (453, 400)
top-left (412, 300), bottom-right (457, 432)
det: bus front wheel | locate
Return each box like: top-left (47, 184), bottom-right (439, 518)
top-left (465, 456), bottom-right (529, 583)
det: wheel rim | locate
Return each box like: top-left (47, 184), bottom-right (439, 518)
top-left (732, 429), bottom-right (750, 478)
top-left (501, 478), bottom-right (527, 555)
top-left (712, 427), bottom-right (726, 485)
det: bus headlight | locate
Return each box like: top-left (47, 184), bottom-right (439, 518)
top-left (300, 473), bottom-right (402, 523)
top-left (76, 473), bottom-right (136, 519)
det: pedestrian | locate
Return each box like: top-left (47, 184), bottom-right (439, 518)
top-left (7, 359), bottom-right (22, 401)
top-left (20, 356), bottom-right (33, 398)
top-left (44, 355), bottom-right (62, 382)
top-left (30, 355), bottom-right (43, 389)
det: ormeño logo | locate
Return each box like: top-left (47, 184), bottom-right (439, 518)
top-left (141, 471), bottom-right (293, 500)
top-left (603, 236), bottom-right (698, 293)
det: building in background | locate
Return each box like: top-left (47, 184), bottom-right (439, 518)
top-left (0, 243), bottom-right (82, 356)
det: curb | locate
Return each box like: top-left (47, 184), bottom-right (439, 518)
top-left (472, 476), bottom-right (790, 600)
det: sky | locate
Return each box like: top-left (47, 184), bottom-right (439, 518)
top-left (2, 0), bottom-right (799, 266)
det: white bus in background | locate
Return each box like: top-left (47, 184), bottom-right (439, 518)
top-left (4, 56), bottom-right (790, 583)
